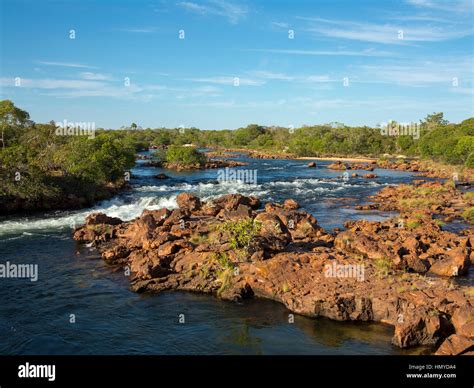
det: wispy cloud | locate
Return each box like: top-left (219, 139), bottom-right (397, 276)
top-left (248, 48), bottom-right (396, 57)
top-left (298, 17), bottom-right (472, 44)
top-left (356, 57), bottom-right (474, 86)
top-left (406, 0), bottom-right (473, 13)
top-left (183, 76), bottom-right (264, 86)
top-left (36, 60), bottom-right (97, 69)
top-left (79, 72), bottom-right (113, 81)
top-left (176, 0), bottom-right (248, 24)
top-left (247, 70), bottom-right (334, 84)
top-left (270, 21), bottom-right (290, 29)
top-left (119, 27), bottom-right (158, 33)
top-left (300, 18), bottom-right (473, 45)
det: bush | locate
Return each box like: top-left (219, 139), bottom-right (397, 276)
top-left (218, 218), bottom-right (262, 250)
top-left (462, 207), bottom-right (474, 223)
top-left (165, 145), bottom-right (206, 166)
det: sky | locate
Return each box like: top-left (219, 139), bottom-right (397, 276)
top-left (0, 0), bottom-right (473, 130)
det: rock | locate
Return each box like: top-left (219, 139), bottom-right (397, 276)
top-left (214, 193), bottom-right (260, 211)
top-left (85, 213), bottom-right (123, 226)
top-left (392, 311), bottom-right (453, 348)
top-left (429, 247), bottom-right (470, 277)
top-left (308, 162), bottom-right (316, 168)
top-left (176, 192), bottom-right (201, 212)
top-left (327, 161), bottom-right (348, 170)
top-left (72, 192), bottom-right (474, 354)
top-left (435, 334), bottom-right (474, 355)
top-left (452, 304), bottom-right (474, 334)
top-left (283, 199), bottom-right (300, 210)
top-left (363, 173), bottom-right (377, 179)
top-left (155, 173), bottom-right (169, 179)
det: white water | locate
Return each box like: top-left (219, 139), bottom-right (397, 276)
top-left (0, 177), bottom-right (387, 237)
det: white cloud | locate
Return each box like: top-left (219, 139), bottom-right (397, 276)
top-left (271, 21), bottom-right (289, 29)
top-left (176, 0), bottom-right (248, 24)
top-left (36, 61), bottom-right (97, 69)
top-left (248, 48), bottom-right (395, 57)
top-left (183, 76), bottom-right (264, 86)
top-left (356, 57), bottom-right (474, 86)
top-left (406, 0), bottom-right (473, 12)
top-left (80, 72), bottom-right (112, 81)
top-left (120, 27), bottom-right (157, 33)
top-left (248, 71), bottom-right (294, 81)
top-left (298, 17), bottom-right (472, 44)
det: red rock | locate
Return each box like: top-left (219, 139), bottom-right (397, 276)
top-left (176, 193), bottom-right (201, 212)
top-left (435, 334), bottom-right (474, 355)
top-left (429, 247), bottom-right (470, 277)
top-left (283, 199), bottom-right (300, 210)
top-left (85, 212), bottom-right (123, 225)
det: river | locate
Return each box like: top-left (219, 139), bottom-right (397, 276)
top-left (0, 153), bottom-right (432, 354)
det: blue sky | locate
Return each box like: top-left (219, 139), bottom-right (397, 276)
top-left (0, 0), bottom-right (473, 129)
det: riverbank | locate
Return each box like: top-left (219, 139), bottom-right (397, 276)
top-left (210, 147), bottom-right (474, 181)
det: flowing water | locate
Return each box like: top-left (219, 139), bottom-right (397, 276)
top-left (0, 154), bottom-right (436, 354)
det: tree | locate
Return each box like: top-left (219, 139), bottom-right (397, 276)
top-left (0, 100), bottom-right (31, 148)
top-left (422, 112), bottom-right (449, 129)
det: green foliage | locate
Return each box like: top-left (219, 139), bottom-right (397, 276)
top-left (218, 218), bottom-right (262, 250)
top-left (462, 207), bottom-right (474, 223)
top-left (213, 252), bottom-right (235, 295)
top-left (0, 101), bottom-right (136, 212)
top-left (375, 257), bottom-right (393, 278)
top-left (165, 145), bottom-right (206, 166)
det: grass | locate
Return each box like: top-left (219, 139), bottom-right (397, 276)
top-left (465, 287), bottom-right (474, 297)
top-left (462, 206), bottom-right (474, 223)
top-left (463, 192), bottom-right (474, 201)
top-left (406, 220), bottom-right (422, 229)
top-left (213, 252), bottom-right (236, 296)
top-left (218, 218), bottom-right (262, 250)
top-left (396, 286), bottom-right (406, 294)
top-left (374, 257), bottom-right (393, 278)
top-left (281, 282), bottom-right (290, 293)
top-left (189, 233), bottom-right (209, 245)
top-left (399, 198), bottom-right (438, 211)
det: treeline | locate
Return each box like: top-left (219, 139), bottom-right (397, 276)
top-left (122, 113), bottom-right (473, 167)
top-left (1, 99), bottom-right (472, 213)
top-left (0, 100), bottom-right (136, 213)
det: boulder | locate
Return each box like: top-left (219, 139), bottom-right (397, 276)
top-left (85, 212), bottom-right (123, 226)
top-left (176, 193), bottom-right (201, 212)
top-left (429, 247), bottom-right (470, 276)
top-left (434, 334), bottom-right (474, 355)
top-left (283, 199), bottom-right (300, 210)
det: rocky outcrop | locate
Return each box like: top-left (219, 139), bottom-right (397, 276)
top-left (73, 193), bottom-right (474, 353)
top-left (365, 180), bottom-right (474, 223)
top-left (163, 159), bottom-right (248, 171)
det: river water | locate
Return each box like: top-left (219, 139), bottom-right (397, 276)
top-left (0, 154), bottom-right (432, 354)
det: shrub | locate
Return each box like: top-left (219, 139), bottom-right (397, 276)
top-left (462, 206), bottom-right (474, 223)
top-left (218, 218), bottom-right (262, 250)
top-left (165, 145), bottom-right (206, 166)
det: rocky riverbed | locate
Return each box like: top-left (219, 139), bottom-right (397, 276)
top-left (73, 188), bottom-right (474, 355)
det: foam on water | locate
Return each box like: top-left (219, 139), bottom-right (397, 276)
top-left (0, 176), bottom-right (376, 238)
